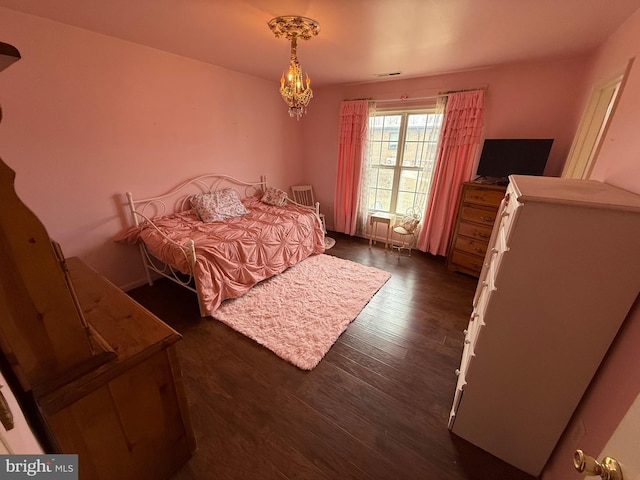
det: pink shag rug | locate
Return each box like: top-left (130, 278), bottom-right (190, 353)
top-left (213, 254), bottom-right (391, 370)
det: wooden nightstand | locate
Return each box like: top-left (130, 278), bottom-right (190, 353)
top-left (447, 182), bottom-right (506, 276)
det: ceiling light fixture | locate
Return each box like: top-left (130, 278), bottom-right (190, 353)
top-left (268, 16), bottom-right (320, 121)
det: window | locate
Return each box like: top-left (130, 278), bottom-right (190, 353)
top-left (388, 131), bottom-right (399, 150)
top-left (366, 111), bottom-right (443, 216)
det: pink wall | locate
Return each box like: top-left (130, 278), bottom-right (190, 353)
top-left (589, 10), bottom-right (640, 192)
top-left (542, 7), bottom-right (640, 480)
top-left (3, 6), bottom-right (640, 476)
top-left (0, 7), bottom-right (303, 290)
top-left (303, 57), bottom-right (590, 230)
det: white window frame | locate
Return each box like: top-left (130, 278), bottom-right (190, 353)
top-left (366, 109), bottom-right (443, 217)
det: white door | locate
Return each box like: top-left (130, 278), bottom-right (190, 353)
top-left (0, 370), bottom-right (42, 454)
top-left (594, 392), bottom-right (640, 480)
top-left (562, 58), bottom-right (633, 180)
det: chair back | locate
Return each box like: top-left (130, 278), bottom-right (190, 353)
top-left (398, 208), bottom-right (421, 233)
top-left (290, 185), bottom-right (315, 207)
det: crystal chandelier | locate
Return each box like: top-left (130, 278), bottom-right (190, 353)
top-left (268, 16), bottom-right (320, 120)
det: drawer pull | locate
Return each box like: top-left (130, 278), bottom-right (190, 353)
top-left (463, 329), bottom-right (468, 335)
top-left (464, 339), bottom-right (471, 344)
top-left (455, 369), bottom-right (461, 376)
top-left (477, 232), bottom-right (490, 239)
top-left (480, 216), bottom-right (494, 222)
top-left (474, 248), bottom-right (484, 253)
top-left (501, 210), bottom-right (510, 217)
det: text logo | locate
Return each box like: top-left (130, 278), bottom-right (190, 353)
top-left (0, 455), bottom-right (77, 479)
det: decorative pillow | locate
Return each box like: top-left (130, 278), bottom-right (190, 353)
top-left (190, 188), bottom-right (249, 223)
top-left (400, 216), bottom-right (420, 233)
top-left (261, 187), bottom-right (288, 206)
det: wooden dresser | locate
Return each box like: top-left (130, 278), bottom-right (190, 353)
top-left (39, 258), bottom-right (196, 480)
top-left (0, 157), bottom-right (195, 479)
top-left (447, 181), bottom-right (507, 276)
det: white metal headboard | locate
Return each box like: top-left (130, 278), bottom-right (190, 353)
top-left (125, 174), bottom-right (267, 226)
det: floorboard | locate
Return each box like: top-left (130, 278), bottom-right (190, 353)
top-left (127, 232), bottom-right (536, 480)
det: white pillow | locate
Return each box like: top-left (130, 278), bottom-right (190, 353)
top-left (261, 187), bottom-right (288, 206)
top-left (190, 188), bottom-right (249, 223)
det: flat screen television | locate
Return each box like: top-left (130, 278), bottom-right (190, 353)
top-left (476, 138), bottom-right (553, 181)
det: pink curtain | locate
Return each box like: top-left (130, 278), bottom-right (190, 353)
top-left (417, 90), bottom-right (485, 255)
top-left (333, 100), bottom-right (369, 235)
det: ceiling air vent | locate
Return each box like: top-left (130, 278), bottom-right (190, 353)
top-left (374, 72), bottom-right (402, 77)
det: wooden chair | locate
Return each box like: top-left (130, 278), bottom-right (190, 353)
top-left (290, 185), bottom-right (315, 207)
top-left (291, 185), bottom-right (326, 232)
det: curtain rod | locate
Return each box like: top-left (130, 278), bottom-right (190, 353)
top-left (371, 86), bottom-right (488, 104)
top-left (373, 94), bottom-right (443, 104)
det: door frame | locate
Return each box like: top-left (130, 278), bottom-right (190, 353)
top-left (562, 58), bottom-right (634, 179)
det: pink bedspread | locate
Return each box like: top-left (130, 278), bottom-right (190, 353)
top-left (121, 197), bottom-right (325, 315)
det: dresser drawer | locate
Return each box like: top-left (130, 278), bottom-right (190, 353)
top-left (460, 205), bottom-right (498, 226)
top-left (457, 222), bottom-right (493, 242)
top-left (453, 235), bottom-right (489, 257)
top-left (463, 187), bottom-right (507, 207)
top-left (498, 190), bottom-right (522, 244)
top-left (467, 312), bottom-right (485, 351)
top-left (447, 182), bottom-right (507, 278)
top-left (449, 250), bottom-right (484, 274)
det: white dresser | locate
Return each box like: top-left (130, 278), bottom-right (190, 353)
top-left (448, 175), bottom-right (640, 476)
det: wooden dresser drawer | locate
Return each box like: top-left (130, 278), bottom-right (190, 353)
top-left (449, 250), bottom-right (485, 275)
top-left (457, 222), bottom-right (493, 242)
top-left (463, 187), bottom-right (507, 207)
top-left (452, 234), bottom-right (489, 257)
top-left (447, 182), bottom-right (507, 277)
top-left (460, 205), bottom-right (498, 227)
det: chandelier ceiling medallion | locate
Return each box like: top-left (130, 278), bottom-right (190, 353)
top-left (268, 16), bottom-right (320, 120)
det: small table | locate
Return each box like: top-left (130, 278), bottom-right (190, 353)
top-left (369, 212), bottom-right (394, 248)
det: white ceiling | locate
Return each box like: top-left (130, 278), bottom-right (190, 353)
top-left (1, 0), bottom-right (639, 87)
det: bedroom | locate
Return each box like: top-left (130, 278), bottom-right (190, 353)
top-left (0, 1), bottom-right (640, 479)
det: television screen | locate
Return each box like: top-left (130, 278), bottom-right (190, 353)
top-left (476, 139), bottom-right (553, 180)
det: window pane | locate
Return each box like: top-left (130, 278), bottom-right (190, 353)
top-left (368, 187), bottom-right (391, 210)
top-left (368, 115), bottom-right (400, 168)
top-left (396, 192), bottom-right (416, 215)
top-left (388, 131), bottom-right (398, 150)
top-left (397, 170), bottom-right (419, 215)
top-left (375, 189), bottom-right (392, 211)
top-left (365, 111), bottom-right (443, 218)
top-left (399, 169), bottom-right (418, 191)
top-left (367, 188), bottom-right (378, 210)
top-left (402, 114), bottom-right (425, 167)
top-left (367, 168), bottom-right (378, 186)
top-left (377, 168), bottom-right (394, 189)
top-left (368, 141), bottom-right (383, 167)
top-left (402, 113), bottom-right (443, 168)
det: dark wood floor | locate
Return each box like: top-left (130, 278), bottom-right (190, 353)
top-left (128, 232), bottom-right (535, 480)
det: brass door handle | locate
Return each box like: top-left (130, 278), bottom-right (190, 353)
top-left (573, 449), bottom-right (622, 480)
top-left (0, 385), bottom-right (14, 431)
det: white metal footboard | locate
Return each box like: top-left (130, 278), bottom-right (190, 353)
top-left (286, 197), bottom-right (320, 217)
top-left (124, 205), bottom-right (198, 288)
top-left (125, 174), bottom-right (268, 316)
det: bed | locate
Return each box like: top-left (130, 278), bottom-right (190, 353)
top-left (117, 174), bottom-right (325, 316)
